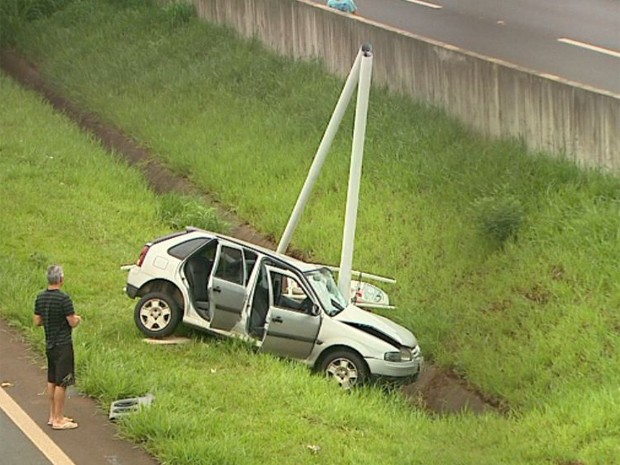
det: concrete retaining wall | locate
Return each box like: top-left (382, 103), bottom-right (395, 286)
top-left (194, 0), bottom-right (619, 171)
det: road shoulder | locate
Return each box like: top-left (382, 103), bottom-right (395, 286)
top-left (0, 317), bottom-right (160, 465)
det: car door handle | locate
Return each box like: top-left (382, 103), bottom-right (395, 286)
top-left (213, 286), bottom-right (222, 293)
top-left (271, 316), bottom-right (283, 323)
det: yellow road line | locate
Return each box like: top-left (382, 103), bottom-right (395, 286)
top-left (0, 387), bottom-right (76, 465)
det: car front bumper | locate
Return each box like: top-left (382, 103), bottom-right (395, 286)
top-left (366, 355), bottom-right (423, 383)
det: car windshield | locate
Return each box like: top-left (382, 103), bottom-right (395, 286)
top-left (304, 268), bottom-right (348, 316)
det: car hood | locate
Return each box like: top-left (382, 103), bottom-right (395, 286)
top-left (333, 305), bottom-right (417, 347)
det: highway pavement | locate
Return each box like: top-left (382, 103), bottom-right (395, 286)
top-left (316, 0), bottom-right (620, 94)
top-left (0, 318), bottom-right (160, 465)
top-left (0, 407), bottom-right (51, 465)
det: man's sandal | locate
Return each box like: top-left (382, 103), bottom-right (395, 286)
top-left (52, 421), bottom-right (78, 430)
top-left (48, 416), bottom-right (74, 426)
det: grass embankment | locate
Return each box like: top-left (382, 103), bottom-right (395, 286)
top-left (1, 1), bottom-right (619, 463)
top-left (0, 71), bottom-right (563, 465)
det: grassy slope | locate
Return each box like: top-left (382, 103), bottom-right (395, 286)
top-left (0, 71), bottom-right (560, 465)
top-left (1, 1), bottom-right (619, 463)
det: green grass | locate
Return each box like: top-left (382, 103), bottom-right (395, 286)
top-left (1, 1), bottom-right (619, 463)
top-left (0, 75), bottom-right (567, 465)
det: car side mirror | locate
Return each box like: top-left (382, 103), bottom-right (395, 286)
top-left (310, 304), bottom-right (321, 317)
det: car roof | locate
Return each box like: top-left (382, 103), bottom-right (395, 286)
top-left (162, 227), bottom-right (325, 273)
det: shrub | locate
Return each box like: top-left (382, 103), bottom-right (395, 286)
top-left (0, 0), bottom-right (72, 45)
top-left (164, 2), bottom-right (195, 27)
top-left (472, 194), bottom-right (524, 245)
top-left (102, 0), bottom-right (153, 7)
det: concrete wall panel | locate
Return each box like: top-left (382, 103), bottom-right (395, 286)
top-left (194, 0), bottom-right (620, 171)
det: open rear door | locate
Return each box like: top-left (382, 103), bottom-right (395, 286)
top-left (208, 242), bottom-right (248, 331)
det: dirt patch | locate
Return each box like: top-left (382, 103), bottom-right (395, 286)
top-left (0, 49), bottom-right (502, 415)
top-left (403, 365), bottom-right (508, 415)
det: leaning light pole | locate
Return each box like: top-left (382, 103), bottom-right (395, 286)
top-left (276, 47), bottom-right (364, 255)
top-left (276, 44), bottom-right (374, 301)
top-left (337, 45), bottom-right (373, 297)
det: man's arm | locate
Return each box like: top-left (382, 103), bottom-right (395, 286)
top-left (63, 294), bottom-right (80, 328)
top-left (33, 314), bottom-right (43, 326)
top-left (66, 314), bottom-right (82, 328)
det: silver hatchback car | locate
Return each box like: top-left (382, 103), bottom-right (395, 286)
top-left (124, 228), bottom-right (422, 388)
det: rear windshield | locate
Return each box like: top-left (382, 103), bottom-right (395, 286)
top-left (168, 238), bottom-right (212, 260)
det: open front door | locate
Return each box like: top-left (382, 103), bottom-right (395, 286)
top-left (208, 242), bottom-right (248, 331)
top-left (260, 266), bottom-right (321, 360)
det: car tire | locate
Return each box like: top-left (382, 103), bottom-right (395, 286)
top-left (318, 349), bottom-right (369, 389)
top-left (134, 292), bottom-right (181, 338)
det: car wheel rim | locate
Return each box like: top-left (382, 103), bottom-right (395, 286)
top-left (325, 358), bottom-right (358, 389)
top-left (139, 298), bottom-right (172, 331)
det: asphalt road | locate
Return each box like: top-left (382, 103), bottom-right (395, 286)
top-left (0, 408), bottom-right (51, 465)
top-left (316, 0), bottom-right (620, 94)
top-left (0, 318), bottom-right (160, 465)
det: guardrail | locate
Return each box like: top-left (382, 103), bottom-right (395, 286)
top-left (194, 0), bottom-right (620, 171)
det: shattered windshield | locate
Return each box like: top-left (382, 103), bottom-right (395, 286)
top-left (305, 268), bottom-right (348, 316)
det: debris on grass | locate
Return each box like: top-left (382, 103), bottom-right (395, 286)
top-left (109, 393), bottom-right (155, 421)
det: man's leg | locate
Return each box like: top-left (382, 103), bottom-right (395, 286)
top-left (50, 344), bottom-right (77, 428)
top-left (52, 385), bottom-right (67, 426)
top-left (47, 382), bottom-right (56, 424)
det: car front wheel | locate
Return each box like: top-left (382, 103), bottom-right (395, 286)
top-left (134, 292), bottom-right (181, 338)
top-left (319, 350), bottom-right (369, 389)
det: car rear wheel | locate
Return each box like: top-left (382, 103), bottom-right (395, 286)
top-left (319, 350), bottom-right (369, 389)
top-left (134, 292), bottom-right (181, 338)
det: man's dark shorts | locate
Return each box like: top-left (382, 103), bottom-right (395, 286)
top-left (46, 343), bottom-right (75, 387)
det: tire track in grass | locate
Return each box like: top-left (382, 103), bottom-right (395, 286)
top-left (0, 49), bottom-right (504, 416)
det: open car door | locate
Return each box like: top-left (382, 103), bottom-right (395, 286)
top-left (259, 266), bottom-right (321, 360)
top-left (208, 242), bottom-right (248, 331)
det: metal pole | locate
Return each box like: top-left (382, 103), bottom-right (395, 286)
top-left (338, 44), bottom-right (373, 298)
top-left (276, 49), bottom-right (363, 254)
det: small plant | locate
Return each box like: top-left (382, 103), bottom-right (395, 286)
top-left (472, 194), bottom-right (524, 245)
top-left (164, 2), bottom-right (195, 27)
top-left (28, 251), bottom-right (49, 269)
top-left (157, 193), bottom-right (228, 233)
top-left (0, 0), bottom-right (71, 45)
top-left (103, 0), bottom-right (152, 7)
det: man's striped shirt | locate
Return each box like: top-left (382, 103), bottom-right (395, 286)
top-left (34, 289), bottom-right (74, 349)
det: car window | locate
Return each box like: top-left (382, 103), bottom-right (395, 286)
top-left (270, 271), bottom-right (313, 313)
top-left (214, 246), bottom-right (244, 285)
top-left (168, 238), bottom-right (212, 259)
top-left (244, 250), bottom-right (258, 286)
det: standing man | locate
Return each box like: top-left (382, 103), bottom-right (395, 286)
top-left (34, 265), bottom-right (81, 430)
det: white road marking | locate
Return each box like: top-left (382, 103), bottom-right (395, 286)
top-left (558, 38), bottom-right (620, 59)
top-left (403, 0), bottom-right (442, 9)
top-left (0, 387), bottom-right (76, 465)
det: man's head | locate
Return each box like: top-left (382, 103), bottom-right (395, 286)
top-left (47, 265), bottom-right (64, 286)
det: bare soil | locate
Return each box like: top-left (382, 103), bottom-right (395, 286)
top-left (0, 49), bottom-right (503, 415)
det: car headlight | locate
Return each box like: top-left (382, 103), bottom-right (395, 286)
top-left (384, 347), bottom-right (413, 362)
top-left (384, 351), bottom-right (402, 362)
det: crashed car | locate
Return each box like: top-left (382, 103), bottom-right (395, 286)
top-left (124, 227), bottom-right (422, 388)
